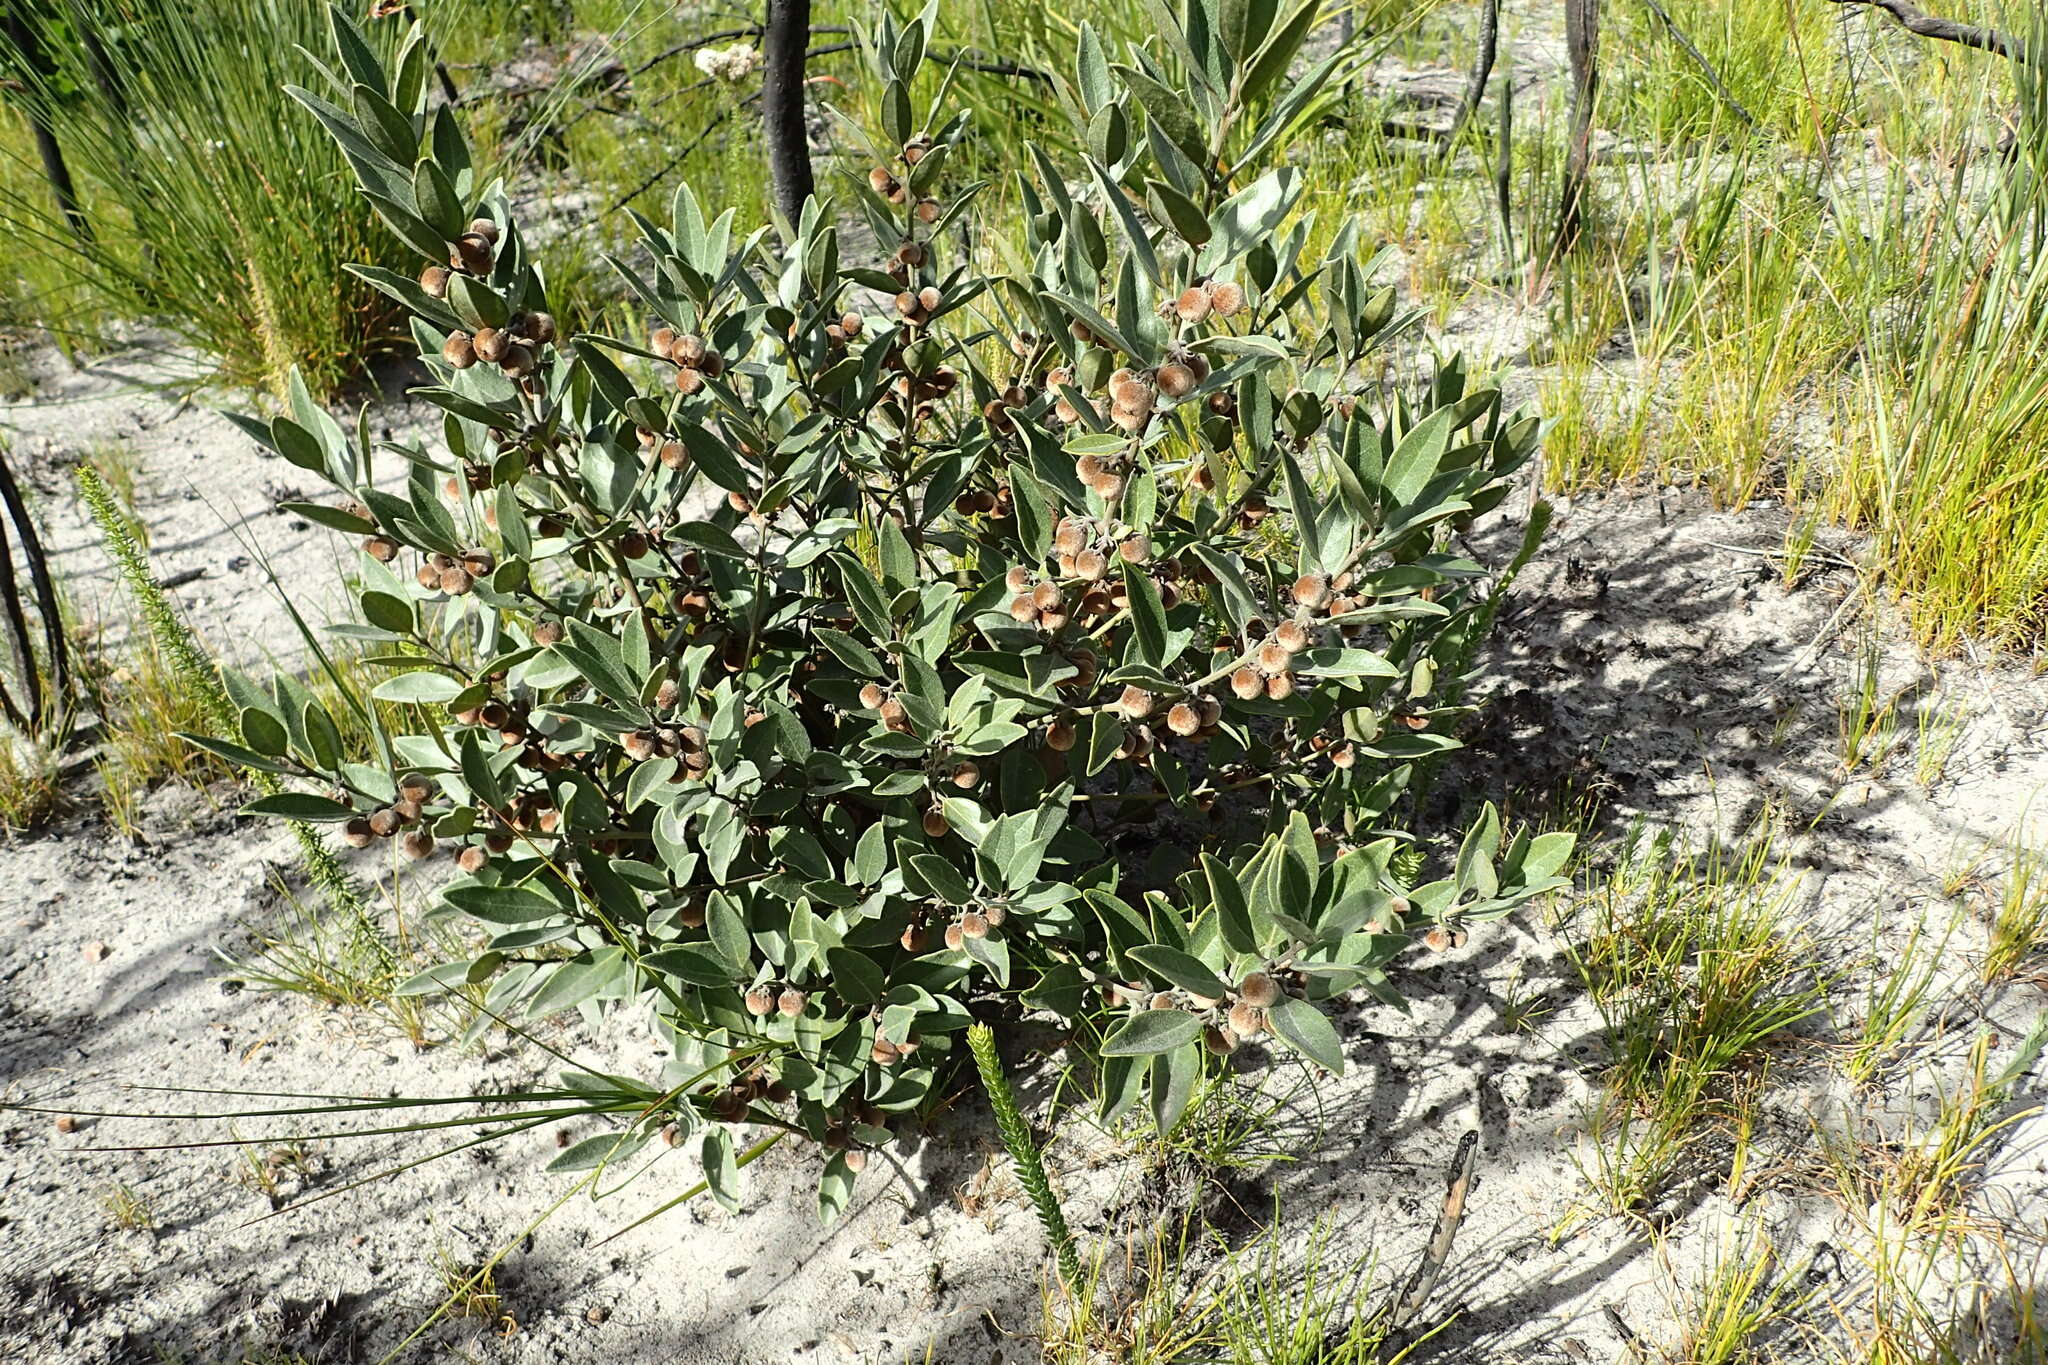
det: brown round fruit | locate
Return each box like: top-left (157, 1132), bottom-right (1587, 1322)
top-left (1237, 971), bottom-right (1281, 1007)
top-left (472, 326), bottom-right (508, 364)
top-left (452, 232), bottom-right (493, 273)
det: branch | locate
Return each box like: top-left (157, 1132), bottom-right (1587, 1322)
top-left (1447, 0), bottom-right (1501, 144)
top-left (1378, 1129), bottom-right (1480, 1358)
top-left (1826, 0), bottom-right (2026, 62)
top-left (1551, 0), bottom-right (1601, 261)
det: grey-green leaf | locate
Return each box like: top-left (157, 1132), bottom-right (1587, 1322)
top-left (1101, 1008), bottom-right (1203, 1056)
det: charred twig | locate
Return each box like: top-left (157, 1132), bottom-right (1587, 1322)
top-left (630, 24), bottom-right (850, 81)
top-left (0, 444), bottom-right (67, 730)
top-left (1378, 1129), bottom-right (1480, 1358)
top-left (1446, 0), bottom-right (1501, 145)
top-left (1826, 0), bottom-right (2027, 63)
top-left (1, 1), bottom-right (92, 245)
top-left (1551, 0), bottom-right (1601, 262)
top-left (0, 507), bottom-right (36, 730)
top-left (1379, 118), bottom-right (1455, 144)
top-left (608, 95), bottom-right (756, 213)
top-left (1604, 1303), bottom-right (1649, 1361)
top-left (1639, 0), bottom-right (1761, 129)
top-left (1496, 63), bottom-right (1516, 279)
top-left (930, 47), bottom-right (1052, 82)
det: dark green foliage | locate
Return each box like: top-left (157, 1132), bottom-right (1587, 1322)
top-left (224, 3), bottom-right (1570, 1217)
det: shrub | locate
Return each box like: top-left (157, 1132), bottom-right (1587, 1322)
top-left (217, 3), bottom-right (1571, 1215)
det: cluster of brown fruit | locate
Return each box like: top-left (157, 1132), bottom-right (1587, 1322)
top-left (894, 901), bottom-right (1006, 953)
top-left (892, 284), bottom-right (945, 327)
top-left (695, 1062), bottom-right (795, 1124)
top-left (649, 327), bottom-right (726, 395)
top-left (860, 135), bottom-right (933, 187)
top-left (889, 359), bottom-right (958, 408)
top-left (1046, 355), bottom-right (1211, 444)
top-left (635, 425), bottom-right (694, 474)
top-left (820, 309), bottom-right (865, 351)
top-left (439, 311), bottom-right (555, 379)
top-left (460, 786), bottom-right (570, 861)
top-left (866, 1030), bottom-right (923, 1068)
top-left (441, 465), bottom-right (499, 502)
top-left (865, 131), bottom-right (935, 206)
top-left (1004, 516), bottom-right (1164, 632)
top-left (412, 548), bottom-right (494, 595)
top-left (1113, 684), bottom-right (1225, 738)
top-left (743, 983), bottom-right (811, 1018)
top-left (857, 681), bottom-right (911, 734)
top-left (1109, 967), bottom-right (1286, 1056)
top-left (450, 696), bottom-right (564, 780)
top-left (453, 215), bottom-right (500, 275)
top-left (666, 1074), bottom-right (886, 1167)
top-left (979, 382), bottom-right (1031, 437)
top-left (949, 484), bottom-right (1013, 518)
top-left (619, 722), bottom-right (712, 781)
top-left (339, 770), bottom-right (438, 860)
top-left (1166, 277), bottom-right (1246, 325)
top-left (416, 215), bottom-right (500, 291)
top-left (1213, 570), bottom-right (1351, 703)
